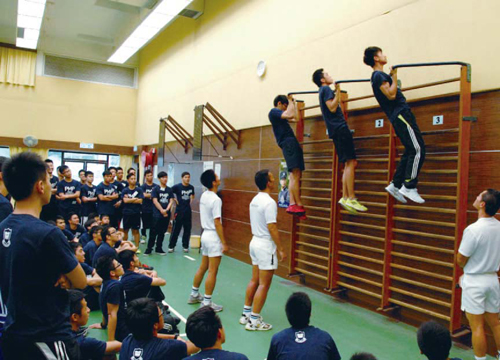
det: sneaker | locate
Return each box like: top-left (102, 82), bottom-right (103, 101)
top-left (143, 249), bottom-right (152, 256)
top-left (385, 183), bottom-right (407, 203)
top-left (245, 316), bottom-right (272, 331)
top-left (183, 248), bottom-right (189, 253)
top-left (156, 249), bottom-right (167, 256)
top-left (298, 214), bottom-right (308, 221)
top-left (168, 248), bottom-right (174, 253)
top-left (135, 249), bottom-right (141, 254)
top-left (286, 204), bottom-right (305, 215)
top-left (399, 185), bottom-right (425, 204)
top-left (187, 293), bottom-right (203, 304)
top-left (201, 302), bottom-right (223, 312)
top-left (338, 197), bottom-right (358, 214)
top-left (346, 198), bottom-right (368, 212)
top-left (140, 236), bottom-right (146, 244)
top-left (140, 263), bottom-right (154, 270)
top-left (239, 314), bottom-right (250, 325)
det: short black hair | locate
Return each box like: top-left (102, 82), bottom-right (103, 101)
top-left (255, 169), bottom-right (270, 191)
top-left (118, 250), bottom-right (135, 270)
top-left (78, 169), bottom-right (85, 175)
top-left (69, 242), bottom-right (82, 254)
top-left (44, 159), bottom-right (53, 164)
top-left (181, 172), bottom-right (190, 178)
top-left (68, 289), bottom-right (86, 316)
top-left (60, 165), bottom-right (69, 173)
top-left (56, 165), bottom-right (62, 174)
top-left (100, 214), bottom-right (110, 220)
top-left (2, 152), bottom-right (48, 201)
top-left (85, 171), bottom-right (93, 177)
top-left (417, 320), bottom-right (451, 360)
top-left (127, 167), bottom-right (135, 174)
top-left (95, 255), bottom-right (115, 281)
top-left (482, 189), bottom-right (500, 216)
top-left (67, 212), bottom-right (79, 221)
top-left (56, 215), bottom-right (65, 222)
top-left (126, 298), bottom-right (159, 340)
top-left (285, 292), bottom-right (311, 329)
top-left (273, 95), bottom-right (288, 107)
top-left (186, 306), bottom-right (222, 348)
top-left (89, 212), bottom-right (98, 219)
top-left (363, 46), bottom-right (382, 67)
top-left (84, 218), bottom-right (97, 229)
top-left (116, 167), bottom-right (123, 172)
top-left (47, 220), bottom-right (56, 226)
top-left (0, 156), bottom-right (8, 173)
top-left (144, 170), bottom-right (152, 176)
top-left (126, 173), bottom-right (135, 180)
top-left (157, 171), bottom-right (168, 179)
top-left (101, 225), bottom-right (112, 241)
top-left (108, 167), bottom-right (116, 172)
top-left (90, 225), bottom-right (102, 237)
top-left (102, 170), bottom-right (111, 177)
top-left (200, 170), bottom-right (216, 189)
top-left (350, 353), bottom-right (378, 360)
top-left (312, 68), bottom-right (324, 87)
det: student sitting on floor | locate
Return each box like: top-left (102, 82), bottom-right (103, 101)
top-left (83, 225), bottom-right (103, 266)
top-left (267, 292), bottom-right (341, 360)
top-left (79, 218), bottom-right (98, 247)
top-left (185, 306), bottom-right (248, 360)
top-left (417, 321), bottom-right (463, 360)
top-left (66, 212), bottom-right (86, 240)
top-left (69, 290), bottom-right (121, 359)
top-left (120, 298), bottom-right (198, 360)
top-left (351, 353), bottom-right (378, 360)
top-left (56, 215), bottom-right (78, 242)
top-left (70, 242), bottom-right (102, 310)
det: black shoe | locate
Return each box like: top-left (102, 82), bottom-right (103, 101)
top-left (156, 249), bottom-right (167, 256)
top-left (144, 249), bottom-right (152, 256)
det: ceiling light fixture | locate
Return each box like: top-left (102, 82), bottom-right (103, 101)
top-left (16, 0), bottom-right (47, 50)
top-left (108, 0), bottom-right (193, 64)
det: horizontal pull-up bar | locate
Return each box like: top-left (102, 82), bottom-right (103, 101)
top-left (392, 61), bottom-right (469, 69)
top-left (288, 79), bottom-right (370, 96)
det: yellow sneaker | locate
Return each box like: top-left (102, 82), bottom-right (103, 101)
top-left (346, 198), bottom-right (368, 212)
top-left (338, 197), bottom-right (358, 214)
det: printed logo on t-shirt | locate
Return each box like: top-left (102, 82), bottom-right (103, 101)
top-left (131, 348), bottom-right (143, 360)
top-left (295, 331), bottom-right (307, 344)
top-left (181, 189), bottom-right (193, 200)
top-left (159, 192), bottom-right (170, 203)
top-left (88, 189), bottom-right (96, 197)
top-left (104, 188), bottom-right (115, 196)
top-left (2, 228), bottom-right (12, 248)
top-left (65, 186), bottom-right (76, 194)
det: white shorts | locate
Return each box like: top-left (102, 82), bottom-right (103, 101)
top-left (201, 230), bottom-right (223, 257)
top-left (461, 273), bottom-right (500, 315)
top-left (249, 236), bottom-right (277, 271)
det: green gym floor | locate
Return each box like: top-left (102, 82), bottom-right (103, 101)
top-left (88, 238), bottom-right (479, 360)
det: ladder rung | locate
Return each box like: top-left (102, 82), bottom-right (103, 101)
top-left (296, 241), bottom-right (329, 252)
top-left (297, 232), bottom-right (329, 242)
top-left (339, 241), bottom-right (384, 254)
top-left (357, 146), bottom-right (389, 151)
top-left (393, 229), bottom-right (455, 241)
top-left (295, 267), bottom-right (328, 281)
top-left (357, 169), bottom-right (388, 174)
top-left (296, 258), bottom-right (329, 271)
top-left (359, 201), bottom-right (386, 208)
top-left (389, 298), bottom-right (450, 321)
top-left (339, 251), bottom-right (384, 265)
top-left (303, 169), bottom-right (333, 173)
top-left (423, 195), bottom-right (457, 201)
top-left (340, 211), bottom-right (386, 219)
top-left (353, 134), bottom-right (390, 140)
top-left (392, 252), bottom-right (453, 268)
top-left (302, 196), bottom-right (331, 202)
top-left (337, 281), bottom-right (382, 299)
top-left (391, 240), bottom-right (454, 254)
top-left (295, 249), bottom-right (329, 261)
top-left (420, 169), bottom-right (458, 174)
top-left (297, 223), bottom-right (330, 232)
top-left (338, 272), bottom-right (382, 288)
top-left (355, 191), bottom-right (387, 197)
top-left (389, 287), bottom-right (451, 308)
top-left (421, 128), bottom-right (459, 136)
top-left (302, 178), bottom-right (332, 183)
top-left (340, 231), bottom-right (384, 242)
top-left (391, 263), bottom-right (453, 282)
top-left (390, 275), bottom-right (452, 295)
top-left (303, 150), bottom-right (333, 155)
top-left (300, 139), bottom-right (332, 145)
top-left (394, 204), bottom-right (456, 214)
top-left (426, 156), bottom-right (458, 161)
top-left (356, 157), bottom-right (388, 163)
top-left (393, 216), bottom-right (456, 228)
top-left (397, 142), bottom-right (458, 150)
top-left (301, 187), bottom-right (331, 192)
top-left (303, 159), bottom-right (332, 164)
top-left (338, 261), bottom-right (383, 276)
top-left (303, 205), bottom-right (331, 213)
top-left (418, 181), bottom-right (457, 187)
top-left (340, 221), bottom-right (385, 231)
top-left (355, 180), bottom-right (387, 185)
top-left (306, 215), bottom-right (331, 222)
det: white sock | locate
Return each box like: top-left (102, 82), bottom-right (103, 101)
top-left (191, 287), bottom-right (199, 296)
top-left (202, 294), bottom-right (212, 305)
top-left (243, 305), bottom-right (251, 316)
top-left (475, 356), bottom-right (486, 360)
top-left (250, 312), bottom-right (260, 324)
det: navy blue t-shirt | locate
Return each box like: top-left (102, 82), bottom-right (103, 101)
top-left (57, 179), bottom-right (81, 212)
top-left (80, 262), bottom-right (94, 276)
top-left (120, 335), bottom-right (187, 360)
top-left (100, 279), bottom-right (129, 341)
top-left (0, 214), bottom-right (79, 341)
top-left (267, 326), bottom-right (341, 360)
top-left (79, 232), bottom-right (91, 247)
top-left (74, 331), bottom-right (107, 360)
top-left (111, 180), bottom-right (124, 194)
top-left (0, 194), bottom-right (13, 223)
top-left (152, 186), bottom-right (174, 218)
top-left (81, 184), bottom-right (97, 216)
top-left (83, 240), bottom-right (100, 266)
top-left (371, 71), bottom-right (410, 122)
top-left (141, 183), bottom-right (158, 214)
top-left (67, 224), bottom-right (86, 239)
top-left (41, 175), bottom-right (59, 215)
top-left (60, 227), bottom-right (76, 241)
top-left (92, 242), bottom-right (117, 267)
top-left (318, 86), bottom-right (347, 137)
top-left (172, 183), bottom-right (195, 214)
top-left (184, 349), bottom-right (249, 360)
top-left (122, 187), bottom-right (144, 215)
top-left (96, 183), bottom-right (118, 216)
top-left (120, 270), bottom-right (153, 304)
top-left (269, 108), bottom-right (296, 148)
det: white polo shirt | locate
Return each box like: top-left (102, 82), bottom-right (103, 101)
top-left (199, 190), bottom-right (222, 231)
top-left (459, 217), bottom-right (500, 274)
top-left (249, 192), bottom-right (277, 241)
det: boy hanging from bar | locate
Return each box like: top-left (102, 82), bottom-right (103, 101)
top-left (312, 69), bottom-right (368, 214)
top-left (363, 47), bottom-right (426, 204)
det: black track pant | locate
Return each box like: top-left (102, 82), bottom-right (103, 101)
top-left (141, 212), bottom-right (153, 237)
top-left (391, 109), bottom-right (426, 189)
top-left (2, 334), bottom-right (80, 360)
top-left (147, 215), bottom-right (170, 252)
top-left (168, 211), bottom-right (192, 250)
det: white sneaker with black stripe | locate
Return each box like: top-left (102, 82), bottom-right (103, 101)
top-left (399, 185), bottom-right (425, 204)
top-left (385, 183), bottom-right (407, 203)
top-left (239, 313), bottom-right (250, 325)
top-left (245, 316), bottom-right (272, 331)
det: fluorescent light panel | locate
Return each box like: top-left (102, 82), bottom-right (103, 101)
top-left (16, 0), bottom-right (47, 50)
top-left (108, 0), bottom-right (193, 64)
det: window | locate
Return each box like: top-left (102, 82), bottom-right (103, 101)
top-left (0, 147), bottom-right (9, 158)
top-left (48, 150), bottom-right (120, 185)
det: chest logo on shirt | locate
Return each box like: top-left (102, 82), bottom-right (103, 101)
top-left (65, 186), bottom-right (76, 194)
top-left (2, 228), bottom-right (12, 248)
top-left (181, 189), bottom-right (192, 200)
top-left (104, 188), bottom-right (115, 196)
top-left (159, 193), bottom-right (170, 203)
top-left (295, 331), bottom-right (307, 344)
top-left (131, 348), bottom-right (143, 360)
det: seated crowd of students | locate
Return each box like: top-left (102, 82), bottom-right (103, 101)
top-left (0, 153), bottom-right (465, 360)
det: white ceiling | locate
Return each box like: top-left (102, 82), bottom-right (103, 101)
top-left (0, 0), bottom-right (164, 66)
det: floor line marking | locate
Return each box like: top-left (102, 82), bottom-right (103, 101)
top-left (162, 300), bottom-right (187, 323)
top-left (184, 255), bottom-right (196, 261)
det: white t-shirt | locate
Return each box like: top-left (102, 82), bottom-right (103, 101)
top-left (199, 190), bottom-right (222, 231)
top-left (249, 192), bottom-right (277, 240)
top-left (459, 217), bottom-right (500, 274)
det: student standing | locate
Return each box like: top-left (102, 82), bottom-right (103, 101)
top-left (96, 170), bottom-right (119, 226)
top-left (57, 165), bottom-right (82, 218)
top-left (40, 159), bottom-right (59, 222)
top-left (81, 170), bottom-right (98, 224)
top-left (78, 169), bottom-right (86, 185)
top-left (169, 171), bottom-right (195, 253)
top-left (140, 170), bottom-right (157, 244)
top-left (0, 152), bottom-right (86, 360)
top-left (312, 68), bottom-right (367, 214)
top-left (364, 46), bottom-right (426, 204)
top-left (122, 173), bottom-right (144, 251)
top-left (110, 167), bottom-right (124, 229)
top-left (187, 170), bottom-right (228, 312)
